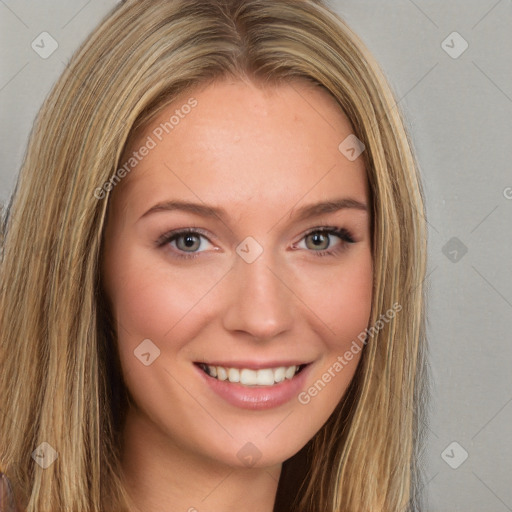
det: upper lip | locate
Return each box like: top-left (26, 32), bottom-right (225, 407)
top-left (195, 360), bottom-right (311, 370)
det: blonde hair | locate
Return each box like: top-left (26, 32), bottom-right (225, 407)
top-left (0, 0), bottom-right (429, 510)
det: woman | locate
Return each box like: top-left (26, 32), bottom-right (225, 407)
top-left (0, 0), bottom-right (429, 510)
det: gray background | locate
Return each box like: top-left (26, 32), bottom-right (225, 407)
top-left (1, 1), bottom-right (511, 510)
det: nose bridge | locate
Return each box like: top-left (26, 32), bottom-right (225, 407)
top-left (222, 242), bottom-right (294, 339)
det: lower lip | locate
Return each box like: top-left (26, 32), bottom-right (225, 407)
top-left (195, 364), bottom-right (311, 410)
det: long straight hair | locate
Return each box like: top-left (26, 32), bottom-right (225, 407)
top-left (0, 0), bottom-right (430, 510)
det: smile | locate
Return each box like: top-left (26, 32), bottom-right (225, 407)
top-left (198, 363), bottom-right (307, 386)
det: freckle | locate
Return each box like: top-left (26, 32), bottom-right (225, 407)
top-left (233, 134), bottom-right (241, 143)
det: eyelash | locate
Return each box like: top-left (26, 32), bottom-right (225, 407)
top-left (156, 226), bottom-right (356, 260)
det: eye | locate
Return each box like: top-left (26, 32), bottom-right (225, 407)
top-left (156, 228), bottom-right (215, 260)
top-left (156, 226), bottom-right (356, 261)
top-left (295, 227), bottom-right (355, 257)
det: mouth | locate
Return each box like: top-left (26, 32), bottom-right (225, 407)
top-left (195, 362), bottom-right (309, 387)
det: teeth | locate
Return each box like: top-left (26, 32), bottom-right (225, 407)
top-left (240, 368), bottom-right (257, 385)
top-left (217, 366), bottom-right (228, 381)
top-left (285, 366), bottom-right (296, 379)
top-left (228, 368), bottom-right (240, 383)
top-left (201, 364), bottom-right (301, 386)
top-left (274, 367), bottom-right (286, 383)
top-left (240, 368), bottom-right (274, 386)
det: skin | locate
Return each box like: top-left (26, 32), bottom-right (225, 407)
top-left (101, 77), bottom-right (373, 512)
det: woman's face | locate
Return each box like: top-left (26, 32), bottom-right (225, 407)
top-left (102, 78), bottom-right (373, 470)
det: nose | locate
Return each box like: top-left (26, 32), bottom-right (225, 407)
top-left (222, 249), bottom-right (294, 341)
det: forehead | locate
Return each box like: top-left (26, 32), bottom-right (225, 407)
top-left (112, 79), bottom-right (368, 218)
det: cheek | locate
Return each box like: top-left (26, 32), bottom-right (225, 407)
top-left (301, 247), bottom-right (373, 344)
top-left (296, 248), bottom-right (372, 399)
top-left (103, 240), bottom-right (232, 371)
top-left (331, 255), bottom-right (373, 339)
top-left (106, 240), bottom-right (210, 330)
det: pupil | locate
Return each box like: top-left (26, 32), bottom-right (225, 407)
top-left (179, 234), bottom-right (199, 251)
top-left (311, 233), bottom-right (327, 249)
top-left (185, 235), bottom-right (196, 247)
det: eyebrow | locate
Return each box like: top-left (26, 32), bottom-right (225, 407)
top-left (139, 197), bottom-right (368, 223)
